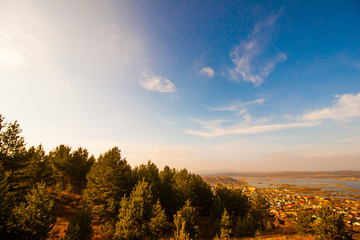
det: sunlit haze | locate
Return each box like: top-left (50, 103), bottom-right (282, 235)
top-left (1, 0), bottom-right (360, 172)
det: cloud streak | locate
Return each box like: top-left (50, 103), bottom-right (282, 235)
top-left (184, 93), bottom-right (360, 138)
top-left (140, 70), bottom-right (176, 93)
top-left (209, 98), bottom-right (265, 111)
top-left (229, 14), bottom-right (286, 86)
top-left (184, 121), bottom-right (319, 138)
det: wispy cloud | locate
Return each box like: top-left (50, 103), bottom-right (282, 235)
top-left (184, 93), bottom-right (360, 138)
top-left (199, 67), bottom-right (215, 77)
top-left (139, 70), bottom-right (176, 93)
top-left (209, 98), bottom-right (265, 111)
top-left (303, 93), bottom-right (360, 122)
top-left (229, 14), bottom-right (286, 86)
top-left (184, 121), bottom-right (319, 138)
top-left (209, 99), bottom-right (265, 123)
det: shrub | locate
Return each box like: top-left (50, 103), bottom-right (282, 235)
top-left (63, 207), bottom-right (93, 240)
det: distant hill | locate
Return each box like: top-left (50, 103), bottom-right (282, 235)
top-left (201, 170), bottom-right (360, 179)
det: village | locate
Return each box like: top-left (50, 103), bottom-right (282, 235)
top-left (203, 175), bottom-right (360, 231)
top-left (243, 186), bottom-right (360, 229)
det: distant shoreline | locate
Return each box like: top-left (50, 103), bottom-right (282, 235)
top-left (200, 170), bottom-right (360, 180)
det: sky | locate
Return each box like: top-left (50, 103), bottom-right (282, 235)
top-left (1, 0), bottom-right (360, 172)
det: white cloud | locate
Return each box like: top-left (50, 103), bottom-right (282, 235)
top-left (209, 98), bottom-right (265, 111)
top-left (140, 70), bottom-right (176, 93)
top-left (185, 93), bottom-right (360, 138)
top-left (303, 93), bottom-right (360, 122)
top-left (229, 14), bottom-right (286, 86)
top-left (200, 67), bottom-right (215, 77)
top-left (184, 120), bottom-right (319, 138)
top-left (209, 99), bottom-right (265, 123)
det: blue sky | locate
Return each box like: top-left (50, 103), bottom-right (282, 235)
top-left (1, 0), bottom-right (360, 172)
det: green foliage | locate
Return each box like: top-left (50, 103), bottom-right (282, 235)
top-left (214, 209), bottom-right (232, 240)
top-left (67, 148), bottom-right (94, 190)
top-left (212, 185), bottom-right (249, 220)
top-left (0, 115), bottom-right (29, 196)
top-left (83, 146), bottom-right (134, 234)
top-left (313, 206), bottom-right (352, 240)
top-left (250, 195), bottom-right (274, 232)
top-left (159, 166), bottom-right (178, 217)
top-left (158, 166), bottom-right (214, 220)
top-left (174, 221), bottom-right (191, 240)
top-left (232, 194), bottom-right (273, 238)
top-left (234, 212), bottom-right (257, 238)
top-left (0, 115), bottom-right (26, 159)
top-left (115, 180), bottom-right (153, 240)
top-left (174, 200), bottom-right (200, 240)
top-left (49, 145), bottom-right (93, 191)
top-left (25, 145), bottom-right (52, 186)
top-left (0, 162), bottom-right (14, 237)
top-left (115, 180), bottom-right (168, 240)
top-left (134, 161), bottom-right (162, 201)
top-left (149, 200), bottom-right (169, 239)
top-left (63, 207), bottom-right (93, 240)
top-left (172, 169), bottom-right (214, 216)
top-left (295, 207), bottom-right (314, 235)
top-left (12, 182), bottom-right (55, 239)
top-left (48, 145), bottom-right (72, 188)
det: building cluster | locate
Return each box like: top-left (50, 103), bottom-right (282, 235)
top-left (243, 186), bottom-right (360, 228)
top-left (204, 176), bottom-right (360, 229)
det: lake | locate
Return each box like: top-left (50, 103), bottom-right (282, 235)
top-left (237, 177), bottom-right (360, 195)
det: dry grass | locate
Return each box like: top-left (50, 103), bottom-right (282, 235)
top-left (47, 191), bottom-right (81, 240)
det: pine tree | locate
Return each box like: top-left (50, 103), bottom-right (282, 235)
top-left (234, 213), bottom-right (257, 238)
top-left (66, 147), bottom-right (94, 191)
top-left (48, 145), bottom-right (72, 189)
top-left (214, 209), bottom-right (232, 240)
top-left (83, 147), bottom-right (134, 237)
top-left (48, 146), bottom-right (93, 191)
top-left (0, 114), bottom-right (29, 196)
top-left (0, 115), bottom-right (26, 159)
top-left (0, 162), bottom-right (14, 238)
top-left (115, 180), bottom-right (153, 240)
top-left (63, 207), bottom-right (93, 240)
top-left (173, 169), bottom-right (214, 217)
top-left (13, 182), bottom-right (55, 239)
top-left (213, 185), bottom-right (249, 220)
top-left (25, 145), bottom-right (52, 186)
top-left (159, 166), bottom-right (177, 218)
top-left (149, 200), bottom-right (169, 239)
top-left (250, 195), bottom-right (274, 232)
top-left (174, 221), bottom-right (191, 240)
top-left (115, 180), bottom-right (168, 240)
top-left (173, 200), bottom-right (200, 240)
top-left (134, 161), bottom-right (162, 201)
